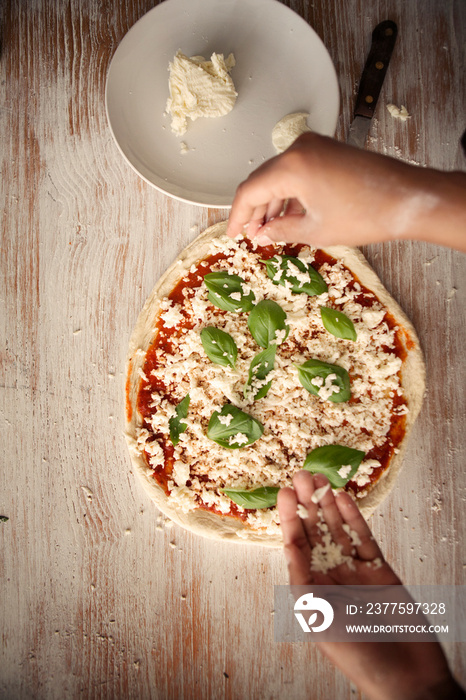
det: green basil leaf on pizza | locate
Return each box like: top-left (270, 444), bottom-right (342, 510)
top-left (169, 393), bottom-right (191, 446)
top-left (296, 359), bottom-right (351, 403)
top-left (207, 404), bottom-right (264, 449)
top-left (320, 307), bottom-right (357, 341)
top-left (247, 299), bottom-right (289, 348)
top-left (200, 326), bottom-right (238, 369)
top-left (303, 445), bottom-right (365, 488)
top-left (244, 344), bottom-right (277, 401)
top-left (204, 271), bottom-right (255, 312)
top-left (262, 255), bottom-right (328, 296)
top-left (221, 486), bottom-right (279, 509)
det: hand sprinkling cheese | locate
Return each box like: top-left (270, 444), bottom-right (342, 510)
top-left (276, 471), bottom-right (461, 700)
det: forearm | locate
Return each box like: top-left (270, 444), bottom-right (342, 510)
top-left (401, 169), bottom-right (466, 252)
top-left (320, 640), bottom-right (464, 700)
top-left (411, 675), bottom-right (466, 700)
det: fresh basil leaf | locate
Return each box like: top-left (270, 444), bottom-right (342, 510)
top-left (204, 271), bottom-right (255, 313)
top-left (169, 393), bottom-right (190, 446)
top-left (221, 486), bottom-right (279, 509)
top-left (0, 515), bottom-right (9, 523)
top-left (296, 359), bottom-right (350, 403)
top-left (263, 256), bottom-right (328, 296)
top-left (200, 326), bottom-right (238, 369)
top-left (303, 445), bottom-right (365, 488)
top-left (320, 307), bottom-right (357, 341)
top-left (207, 404), bottom-right (264, 449)
top-left (244, 345), bottom-right (277, 401)
top-left (247, 299), bottom-right (289, 348)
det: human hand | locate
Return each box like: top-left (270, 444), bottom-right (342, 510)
top-left (227, 133), bottom-right (466, 252)
top-left (278, 471), bottom-right (462, 700)
top-left (278, 470), bottom-right (399, 586)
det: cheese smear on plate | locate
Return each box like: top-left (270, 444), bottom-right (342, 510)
top-left (166, 50), bottom-right (237, 136)
top-left (272, 112), bottom-right (311, 153)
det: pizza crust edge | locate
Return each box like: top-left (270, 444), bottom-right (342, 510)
top-left (125, 222), bottom-right (425, 547)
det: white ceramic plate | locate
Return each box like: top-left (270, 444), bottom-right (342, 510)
top-left (105, 0), bottom-right (340, 207)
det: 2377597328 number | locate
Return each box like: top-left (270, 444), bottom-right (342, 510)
top-left (363, 602), bottom-right (446, 615)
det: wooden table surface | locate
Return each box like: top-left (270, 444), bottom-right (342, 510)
top-left (1, 0), bottom-right (465, 697)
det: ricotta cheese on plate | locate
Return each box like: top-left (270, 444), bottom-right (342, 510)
top-left (166, 50), bottom-right (237, 136)
top-left (272, 112), bottom-right (311, 154)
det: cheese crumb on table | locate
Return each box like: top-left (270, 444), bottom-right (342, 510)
top-left (386, 104), bottom-right (410, 121)
top-left (272, 112), bottom-right (311, 154)
top-left (166, 50), bottom-right (237, 136)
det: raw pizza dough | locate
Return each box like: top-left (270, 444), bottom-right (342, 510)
top-left (125, 222), bottom-right (425, 546)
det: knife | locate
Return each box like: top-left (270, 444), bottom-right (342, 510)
top-left (347, 20), bottom-right (398, 148)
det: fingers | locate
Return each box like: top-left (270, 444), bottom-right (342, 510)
top-left (311, 474), bottom-right (354, 556)
top-left (284, 472), bottom-right (354, 555)
top-left (243, 204), bottom-right (267, 240)
top-left (226, 154), bottom-right (299, 240)
top-left (265, 196), bottom-right (286, 222)
top-left (279, 470), bottom-right (391, 586)
top-left (255, 212), bottom-right (319, 245)
top-left (335, 492), bottom-right (383, 561)
top-left (283, 198), bottom-right (306, 216)
top-left (277, 486), bottom-right (313, 585)
top-left (288, 471), bottom-right (324, 547)
top-left (283, 471), bottom-right (384, 561)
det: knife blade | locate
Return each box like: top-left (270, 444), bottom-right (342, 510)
top-left (347, 20), bottom-right (398, 148)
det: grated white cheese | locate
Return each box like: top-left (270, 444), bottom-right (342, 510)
top-left (173, 460), bottom-right (190, 487)
top-left (297, 504), bottom-right (309, 519)
top-left (353, 459), bottom-right (381, 488)
top-left (160, 302), bottom-right (184, 328)
top-left (311, 512), bottom-right (355, 573)
top-left (317, 373), bottom-right (340, 401)
top-left (228, 433), bottom-right (249, 446)
top-left (218, 413), bottom-right (234, 426)
top-left (311, 483), bottom-right (331, 504)
top-left (342, 523), bottom-right (362, 546)
top-left (366, 557), bottom-right (384, 570)
top-left (337, 464), bottom-right (352, 479)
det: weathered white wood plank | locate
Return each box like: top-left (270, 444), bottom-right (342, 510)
top-left (1, 0), bottom-right (465, 697)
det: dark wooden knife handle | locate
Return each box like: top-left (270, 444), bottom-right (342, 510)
top-left (354, 20), bottom-right (398, 118)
